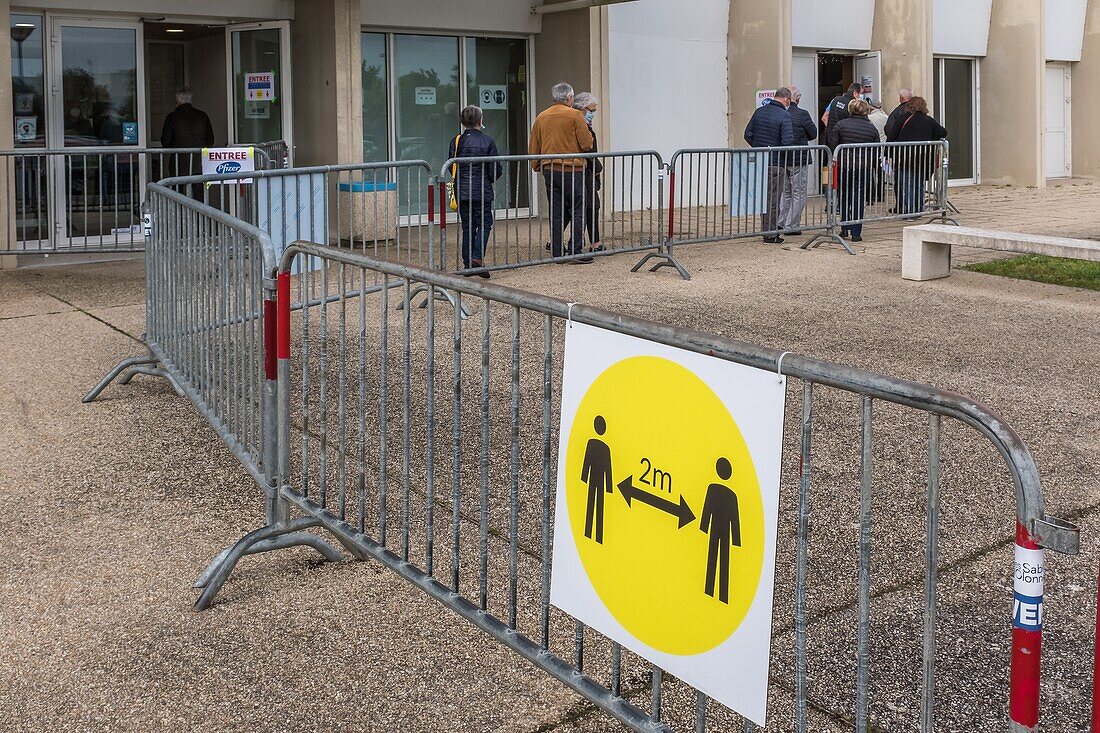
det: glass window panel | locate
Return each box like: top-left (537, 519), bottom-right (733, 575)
top-left (232, 28), bottom-right (284, 144)
top-left (147, 42), bottom-right (186, 146)
top-left (60, 26), bottom-right (138, 147)
top-left (464, 36), bottom-right (529, 208)
top-left (393, 33), bottom-right (460, 212)
top-left (11, 13), bottom-right (45, 148)
top-left (361, 32), bottom-right (389, 164)
top-left (942, 58), bottom-right (975, 181)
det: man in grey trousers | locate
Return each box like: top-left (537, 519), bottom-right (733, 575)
top-left (744, 87), bottom-right (794, 243)
top-left (779, 86), bottom-right (819, 235)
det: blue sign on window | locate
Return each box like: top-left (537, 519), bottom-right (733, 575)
top-left (122, 121), bottom-right (138, 144)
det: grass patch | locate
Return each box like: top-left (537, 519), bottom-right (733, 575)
top-left (962, 254), bottom-right (1100, 291)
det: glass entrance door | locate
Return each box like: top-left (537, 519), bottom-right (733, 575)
top-left (934, 57), bottom-right (978, 184)
top-left (48, 18), bottom-right (145, 244)
top-left (227, 22), bottom-right (291, 156)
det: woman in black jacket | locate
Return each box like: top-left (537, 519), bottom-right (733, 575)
top-left (886, 96), bottom-right (947, 217)
top-left (573, 92), bottom-right (604, 251)
top-left (832, 99), bottom-right (880, 242)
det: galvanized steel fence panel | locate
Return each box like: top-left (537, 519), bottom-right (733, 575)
top-left (1, 145), bottom-right (276, 254)
top-left (437, 151), bottom-right (673, 274)
top-left (666, 146), bottom-right (833, 246)
top-left (254, 242), bottom-right (1072, 732)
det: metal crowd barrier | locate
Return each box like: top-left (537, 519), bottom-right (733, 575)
top-left (806, 140), bottom-right (954, 254)
top-left (437, 150), bottom-right (686, 278)
top-left (666, 146), bottom-right (837, 251)
top-left (95, 194), bottom-right (1072, 729)
top-left (0, 145), bottom-right (276, 255)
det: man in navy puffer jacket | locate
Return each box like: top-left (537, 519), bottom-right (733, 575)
top-left (744, 87), bottom-right (794, 243)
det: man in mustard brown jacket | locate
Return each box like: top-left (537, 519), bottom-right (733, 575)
top-left (529, 82), bottom-right (596, 262)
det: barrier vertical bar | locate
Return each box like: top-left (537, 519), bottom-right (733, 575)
top-left (1009, 520), bottom-right (1045, 731)
top-left (276, 270), bottom-right (292, 525)
top-left (666, 166), bottom-right (676, 243)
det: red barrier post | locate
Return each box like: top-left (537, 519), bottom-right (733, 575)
top-left (1009, 521), bottom-right (1045, 730)
top-left (666, 169), bottom-right (676, 241)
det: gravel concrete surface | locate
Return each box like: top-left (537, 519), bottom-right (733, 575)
top-left (2, 183), bottom-right (1098, 732)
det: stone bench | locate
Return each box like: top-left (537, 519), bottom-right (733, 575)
top-left (902, 224), bottom-right (1100, 281)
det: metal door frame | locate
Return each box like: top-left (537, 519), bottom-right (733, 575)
top-left (46, 15), bottom-right (148, 247)
top-left (225, 20), bottom-right (294, 166)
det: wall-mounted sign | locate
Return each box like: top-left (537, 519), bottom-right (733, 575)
top-left (245, 102), bottom-right (270, 119)
top-left (15, 116), bottom-right (36, 142)
top-left (755, 89), bottom-right (777, 108)
top-left (246, 72), bottom-right (275, 102)
top-left (202, 147), bottom-right (256, 185)
top-left (15, 93), bottom-right (34, 114)
top-left (122, 122), bottom-right (138, 145)
top-left (479, 85), bottom-right (508, 110)
top-left (415, 87), bottom-right (436, 106)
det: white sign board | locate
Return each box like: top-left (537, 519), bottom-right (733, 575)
top-left (245, 72), bottom-right (275, 101)
top-left (478, 85), bottom-right (508, 110)
top-left (551, 322), bottom-right (785, 726)
top-left (202, 147), bottom-right (256, 185)
top-left (15, 116), bottom-right (36, 142)
top-left (415, 87), bottom-right (437, 106)
top-left (257, 173), bottom-right (327, 275)
top-left (756, 89), bottom-right (777, 108)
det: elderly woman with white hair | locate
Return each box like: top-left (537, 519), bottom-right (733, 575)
top-left (571, 92), bottom-right (603, 252)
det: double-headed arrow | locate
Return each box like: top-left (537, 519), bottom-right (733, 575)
top-left (617, 475), bottom-right (696, 529)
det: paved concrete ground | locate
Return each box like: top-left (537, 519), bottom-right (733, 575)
top-left (1, 182), bottom-right (1098, 732)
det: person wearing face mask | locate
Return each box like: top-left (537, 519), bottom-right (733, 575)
top-left (572, 92), bottom-right (603, 252)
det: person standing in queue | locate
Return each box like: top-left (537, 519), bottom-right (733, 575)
top-left (832, 99), bottom-right (880, 242)
top-left (449, 105), bottom-right (501, 277)
top-left (744, 87), bottom-right (794, 243)
top-left (572, 92), bottom-right (604, 253)
top-left (529, 82), bottom-right (596, 263)
top-left (778, 85), bottom-right (818, 236)
top-left (823, 82), bottom-right (863, 151)
top-left (160, 87), bottom-right (216, 200)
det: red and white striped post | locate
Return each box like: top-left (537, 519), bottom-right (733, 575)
top-left (1010, 521), bottom-right (1045, 730)
top-left (274, 270), bottom-right (292, 524)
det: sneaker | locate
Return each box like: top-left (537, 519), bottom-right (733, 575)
top-left (851, 235), bottom-right (863, 243)
top-left (469, 260), bottom-right (491, 279)
top-left (763, 236), bottom-right (785, 244)
top-left (786, 230), bottom-right (803, 236)
top-left (569, 256), bottom-right (594, 264)
top-left (544, 241), bottom-right (552, 252)
top-left (591, 243), bottom-right (605, 252)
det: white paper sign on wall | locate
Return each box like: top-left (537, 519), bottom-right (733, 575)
top-left (415, 87), bottom-right (437, 106)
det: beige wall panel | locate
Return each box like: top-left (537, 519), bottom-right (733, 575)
top-left (1072, 0), bottom-right (1100, 177)
top-left (871, 0), bottom-right (932, 110)
top-left (532, 9), bottom-right (592, 119)
top-left (982, 0), bottom-right (1045, 186)
top-left (728, 0), bottom-right (790, 147)
top-left (291, 0), bottom-right (362, 167)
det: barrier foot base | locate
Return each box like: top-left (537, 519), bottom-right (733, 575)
top-left (630, 250), bottom-right (691, 281)
top-left (947, 198), bottom-right (961, 215)
top-left (83, 354), bottom-right (160, 402)
top-left (398, 284), bottom-right (471, 319)
top-left (194, 516), bottom-right (345, 611)
top-left (929, 215), bottom-right (960, 227)
top-left (802, 232), bottom-right (856, 255)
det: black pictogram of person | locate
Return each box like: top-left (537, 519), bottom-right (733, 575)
top-left (700, 457), bottom-right (741, 604)
top-left (580, 415), bottom-right (614, 543)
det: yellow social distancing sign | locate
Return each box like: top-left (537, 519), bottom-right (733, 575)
top-left (551, 323), bottom-right (786, 726)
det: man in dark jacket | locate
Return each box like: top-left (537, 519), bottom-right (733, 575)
top-left (823, 82), bottom-right (863, 150)
top-left (779, 86), bottom-right (818, 235)
top-left (161, 87), bottom-right (215, 200)
top-left (449, 105), bottom-right (502, 276)
top-left (883, 88), bottom-right (914, 140)
top-left (744, 87), bottom-right (794, 242)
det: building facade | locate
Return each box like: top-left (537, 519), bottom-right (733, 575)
top-left (1, 0), bottom-right (1096, 228)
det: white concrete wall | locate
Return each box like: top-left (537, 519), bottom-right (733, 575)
top-left (361, 0), bottom-right (540, 34)
top-left (607, 0), bottom-right (728, 159)
top-left (18, 0), bottom-right (293, 18)
top-left (791, 0), bottom-right (875, 50)
top-left (1046, 0), bottom-right (1089, 61)
top-left (932, 0), bottom-right (992, 56)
